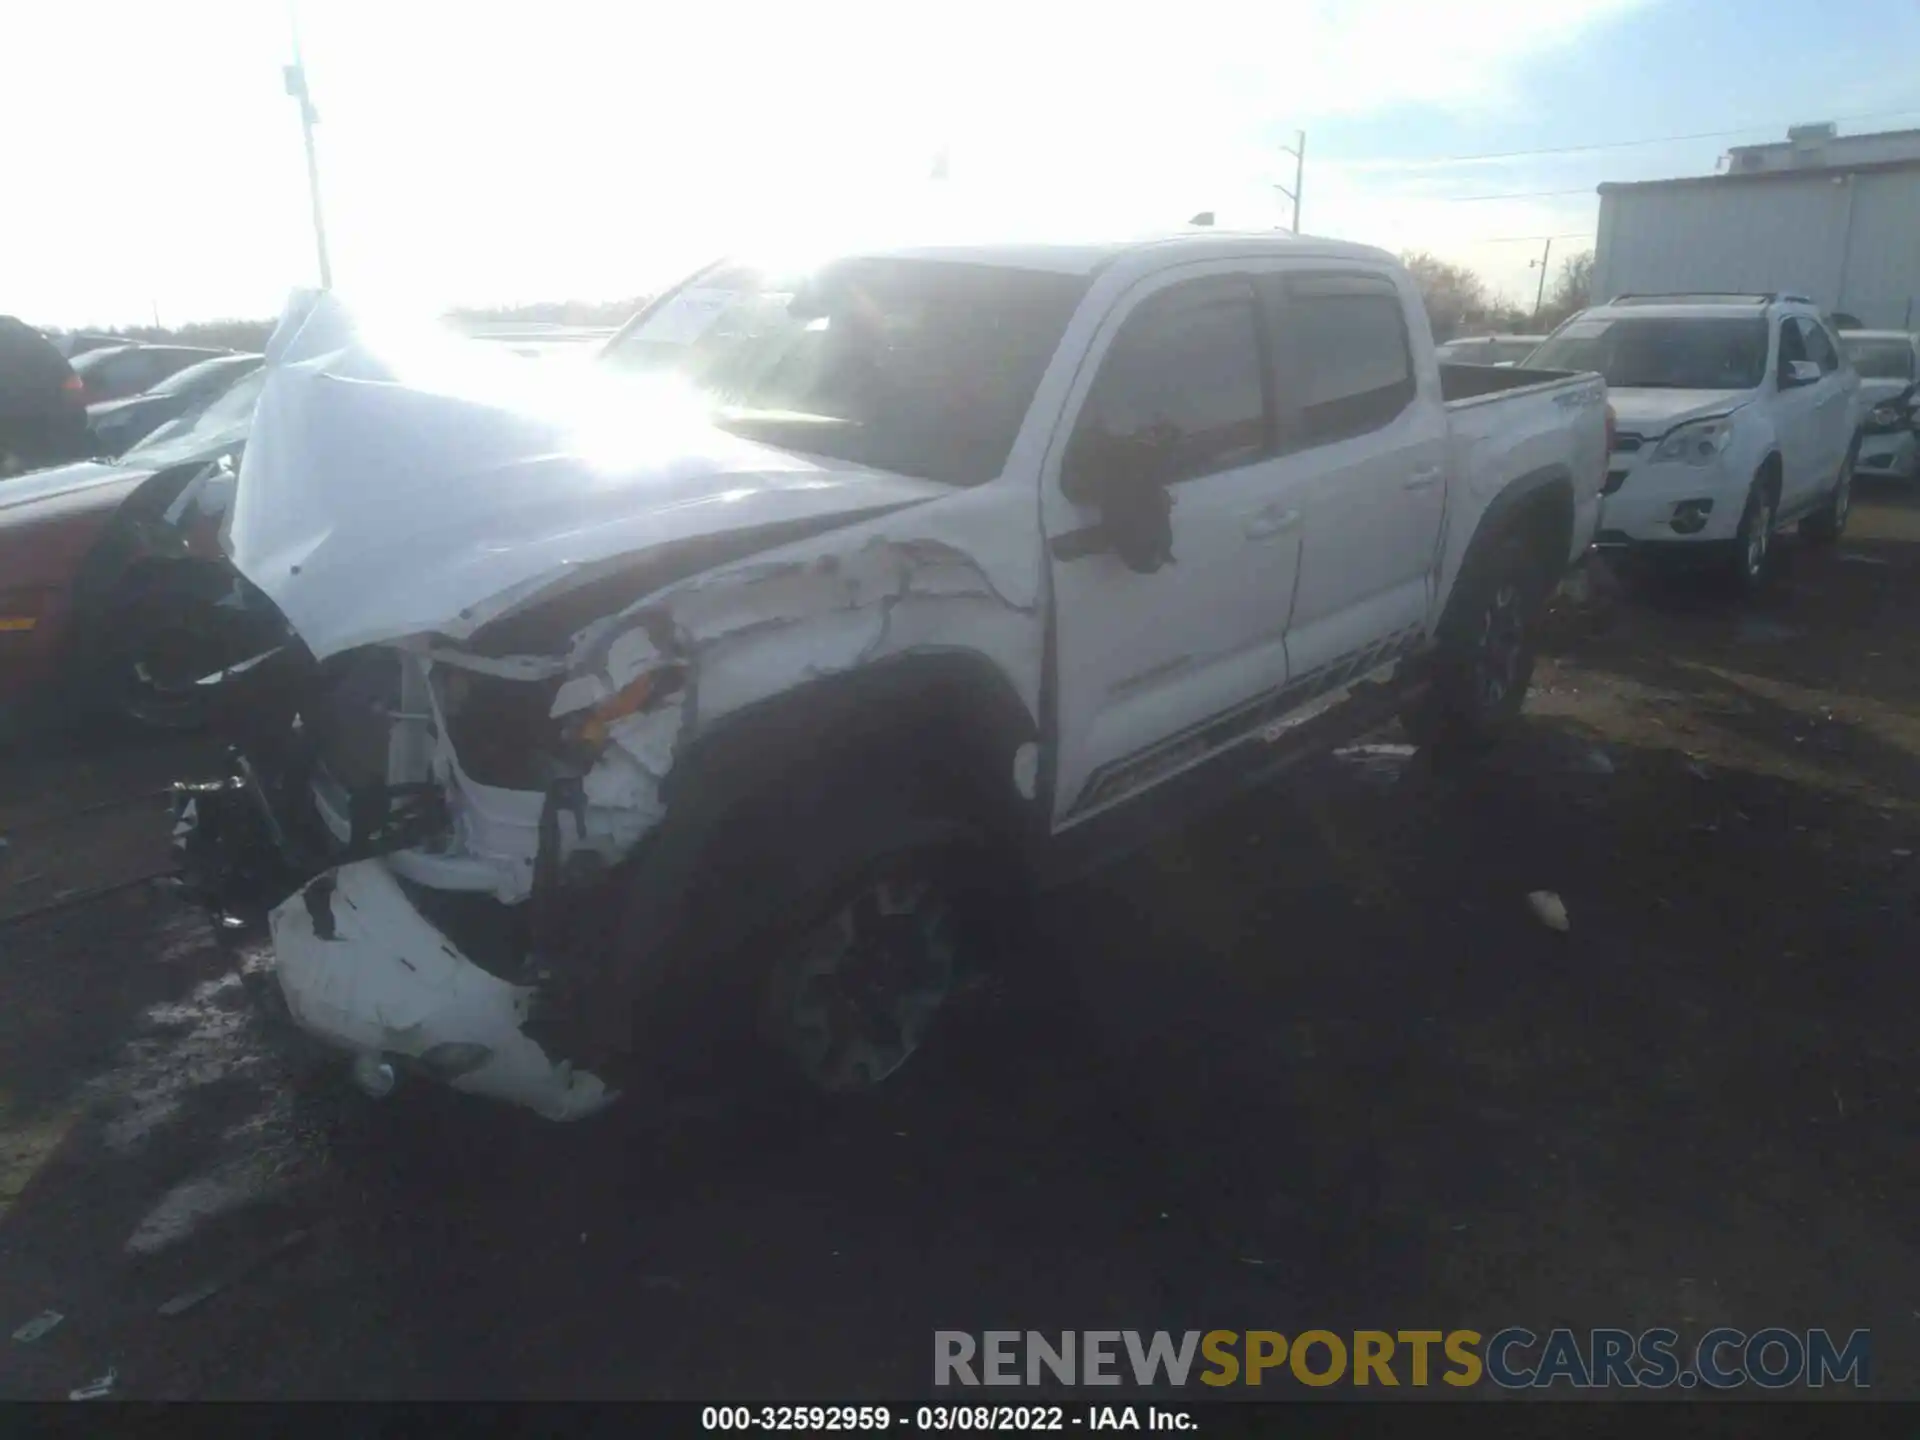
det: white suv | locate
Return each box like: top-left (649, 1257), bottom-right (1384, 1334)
top-left (1530, 294), bottom-right (1864, 592)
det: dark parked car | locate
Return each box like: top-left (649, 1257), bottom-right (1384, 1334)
top-left (0, 364), bottom-right (268, 729)
top-left (87, 352), bottom-right (264, 457)
top-left (0, 316), bottom-right (90, 477)
top-left (69, 343), bottom-right (234, 405)
top-left (56, 332), bottom-right (133, 359)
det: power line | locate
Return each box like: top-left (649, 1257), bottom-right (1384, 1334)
top-left (1341, 104), bottom-right (1920, 170)
top-left (1445, 186), bottom-right (1597, 203)
top-left (1474, 231), bottom-right (1595, 244)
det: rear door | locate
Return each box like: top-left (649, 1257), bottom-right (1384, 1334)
top-left (1043, 270), bottom-right (1304, 825)
top-left (1772, 318), bottom-right (1825, 510)
top-left (1259, 269), bottom-right (1448, 683)
top-left (1799, 315), bottom-right (1856, 484)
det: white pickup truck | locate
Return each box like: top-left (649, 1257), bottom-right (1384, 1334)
top-left (174, 233), bottom-right (1608, 1120)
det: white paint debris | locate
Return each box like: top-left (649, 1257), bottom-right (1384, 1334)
top-left (1837, 552), bottom-right (1890, 566)
top-left (69, 1368), bottom-right (117, 1400)
top-left (1011, 742), bottom-right (1039, 800)
top-left (93, 969), bottom-right (263, 1152)
top-left (125, 1152), bottom-right (289, 1256)
top-left (1527, 891), bottom-right (1570, 933)
top-left (12, 1310), bottom-right (63, 1343)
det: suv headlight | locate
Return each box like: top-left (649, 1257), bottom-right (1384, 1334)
top-left (1652, 417), bottom-right (1735, 466)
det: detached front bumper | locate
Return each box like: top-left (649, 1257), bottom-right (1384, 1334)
top-left (172, 757), bottom-right (615, 1123)
top-left (272, 860), bottom-right (612, 1121)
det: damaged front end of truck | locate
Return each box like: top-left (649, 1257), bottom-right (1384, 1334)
top-left (168, 292), bottom-right (1043, 1121)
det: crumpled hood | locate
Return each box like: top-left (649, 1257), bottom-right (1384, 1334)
top-left (226, 293), bottom-right (952, 661)
top-left (1606, 388), bottom-right (1752, 437)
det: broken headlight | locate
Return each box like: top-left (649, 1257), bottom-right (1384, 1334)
top-left (561, 663), bottom-right (686, 752)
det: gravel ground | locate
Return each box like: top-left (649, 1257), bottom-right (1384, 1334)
top-left (2, 486), bottom-right (1917, 1402)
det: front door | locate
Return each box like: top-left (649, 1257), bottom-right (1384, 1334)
top-left (1042, 270), bottom-right (1304, 826)
top-left (1799, 315), bottom-right (1858, 489)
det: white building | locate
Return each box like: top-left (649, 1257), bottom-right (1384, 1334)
top-left (1593, 124), bottom-right (1920, 330)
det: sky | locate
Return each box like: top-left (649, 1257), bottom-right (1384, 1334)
top-left (4, 0), bottom-right (1920, 328)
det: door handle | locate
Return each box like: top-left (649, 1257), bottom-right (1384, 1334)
top-left (1403, 467), bottom-right (1443, 491)
top-left (1244, 506), bottom-right (1302, 541)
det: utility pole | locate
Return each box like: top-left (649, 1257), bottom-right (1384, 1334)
top-left (284, 0), bottom-right (332, 289)
top-left (1275, 130), bottom-right (1306, 233)
top-left (1530, 236), bottom-right (1554, 321)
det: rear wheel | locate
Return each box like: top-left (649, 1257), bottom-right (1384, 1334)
top-left (1404, 532), bottom-right (1548, 758)
top-left (1799, 436), bottom-right (1857, 545)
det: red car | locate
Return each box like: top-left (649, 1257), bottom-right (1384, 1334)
top-left (0, 368), bottom-right (263, 732)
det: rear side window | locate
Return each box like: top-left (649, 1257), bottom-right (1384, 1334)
top-left (1268, 274), bottom-right (1415, 445)
top-left (1072, 278), bottom-right (1268, 485)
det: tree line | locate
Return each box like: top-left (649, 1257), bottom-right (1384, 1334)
top-left (47, 297), bottom-right (656, 354)
top-left (49, 251), bottom-right (1600, 355)
top-left (1402, 249), bottom-right (1594, 342)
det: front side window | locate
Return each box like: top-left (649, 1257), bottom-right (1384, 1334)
top-left (1777, 318), bottom-right (1810, 371)
top-left (1272, 277), bottom-right (1416, 444)
top-left (601, 258), bottom-right (1088, 487)
top-left (1800, 318), bottom-right (1840, 373)
top-left (1531, 315), bottom-right (1770, 390)
top-left (1069, 278), bottom-right (1267, 488)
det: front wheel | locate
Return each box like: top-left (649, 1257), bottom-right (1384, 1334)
top-left (69, 566), bottom-right (228, 732)
top-left (621, 770), bottom-right (1015, 1105)
top-left (1727, 476), bottom-right (1778, 598)
top-left (1403, 533), bottom-right (1547, 758)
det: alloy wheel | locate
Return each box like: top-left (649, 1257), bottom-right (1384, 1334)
top-left (763, 871), bottom-right (960, 1093)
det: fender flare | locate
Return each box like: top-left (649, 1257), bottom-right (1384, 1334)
top-left (588, 649), bottom-right (1040, 998)
top-left (1446, 463), bottom-right (1574, 619)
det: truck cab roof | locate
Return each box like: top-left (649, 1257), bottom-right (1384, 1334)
top-left (824, 230), bottom-right (1398, 277)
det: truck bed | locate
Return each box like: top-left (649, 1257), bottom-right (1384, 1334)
top-left (1434, 361), bottom-right (1610, 605)
top-left (1439, 363), bottom-right (1584, 406)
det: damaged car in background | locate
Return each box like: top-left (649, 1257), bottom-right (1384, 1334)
top-left (173, 234), bottom-right (1609, 1123)
top-left (0, 363), bottom-right (272, 732)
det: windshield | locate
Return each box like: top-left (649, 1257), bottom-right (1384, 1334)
top-left (1530, 315), bottom-right (1770, 389)
top-left (143, 354), bottom-right (252, 400)
top-left (601, 258), bottom-right (1089, 486)
top-left (1485, 340), bottom-right (1540, 364)
top-left (1840, 336), bottom-right (1914, 380)
top-left (121, 365), bottom-right (267, 463)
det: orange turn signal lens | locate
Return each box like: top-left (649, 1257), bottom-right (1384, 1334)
top-left (576, 665), bottom-right (684, 748)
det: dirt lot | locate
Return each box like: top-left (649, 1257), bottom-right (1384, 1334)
top-left (2, 488), bottom-right (1918, 1402)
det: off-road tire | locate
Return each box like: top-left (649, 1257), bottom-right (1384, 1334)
top-left (616, 758), bottom-right (1022, 1107)
top-left (1404, 532), bottom-right (1550, 759)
